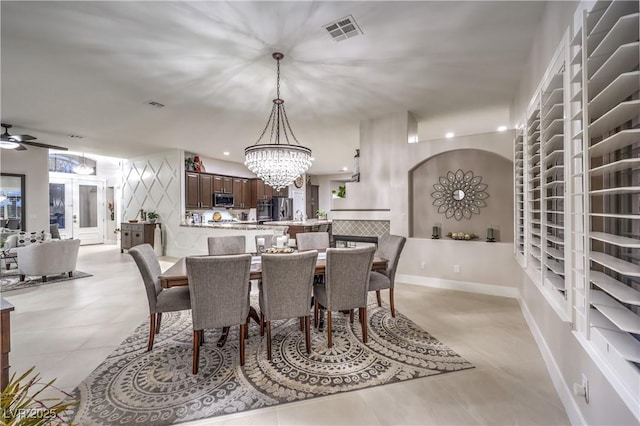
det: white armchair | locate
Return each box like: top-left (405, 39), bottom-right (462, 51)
top-left (17, 239), bottom-right (81, 282)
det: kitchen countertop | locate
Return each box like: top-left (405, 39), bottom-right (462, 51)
top-left (180, 222), bottom-right (287, 231)
top-left (264, 219), bottom-right (332, 226)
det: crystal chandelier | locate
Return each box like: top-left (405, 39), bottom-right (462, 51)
top-left (245, 52), bottom-right (312, 190)
top-left (73, 153), bottom-right (94, 175)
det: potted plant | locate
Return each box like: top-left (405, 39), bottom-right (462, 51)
top-left (331, 185), bottom-right (346, 198)
top-left (147, 211), bottom-right (159, 223)
top-left (316, 209), bottom-right (327, 220)
top-left (184, 157), bottom-right (195, 171)
top-left (1, 366), bottom-right (77, 425)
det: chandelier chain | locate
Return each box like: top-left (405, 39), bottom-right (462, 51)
top-left (276, 57), bottom-right (280, 100)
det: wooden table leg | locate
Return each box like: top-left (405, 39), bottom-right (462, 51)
top-left (216, 326), bottom-right (230, 347)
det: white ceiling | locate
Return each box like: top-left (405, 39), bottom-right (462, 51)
top-left (1, 1), bottom-right (546, 175)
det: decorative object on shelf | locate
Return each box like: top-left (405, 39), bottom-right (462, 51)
top-left (332, 185), bottom-right (346, 199)
top-left (446, 232), bottom-right (478, 241)
top-left (316, 209), bottom-right (327, 220)
top-left (128, 219), bottom-right (139, 223)
top-left (139, 209), bottom-right (146, 222)
top-left (351, 149), bottom-right (360, 182)
top-left (193, 155), bottom-right (204, 172)
top-left (73, 153), bottom-right (95, 175)
top-left (146, 211), bottom-right (159, 224)
top-left (431, 169), bottom-right (489, 220)
top-left (244, 52), bottom-right (312, 191)
top-left (431, 225), bottom-right (441, 239)
top-left (486, 227), bottom-right (496, 243)
top-left (185, 157), bottom-right (196, 171)
top-left (294, 175), bottom-right (305, 188)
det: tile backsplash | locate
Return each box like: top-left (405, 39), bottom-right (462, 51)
top-left (332, 220), bottom-right (390, 237)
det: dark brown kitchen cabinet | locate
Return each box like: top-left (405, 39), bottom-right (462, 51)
top-left (121, 223), bottom-right (159, 253)
top-left (186, 172), bottom-right (214, 209)
top-left (233, 178), bottom-right (251, 208)
top-left (273, 186), bottom-right (289, 197)
top-left (250, 179), bottom-right (273, 207)
top-left (306, 184), bottom-right (319, 219)
top-left (241, 179), bottom-right (251, 208)
top-left (213, 175), bottom-right (233, 194)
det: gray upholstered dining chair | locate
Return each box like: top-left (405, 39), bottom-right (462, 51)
top-left (313, 246), bottom-right (376, 348)
top-left (258, 250), bottom-right (318, 360)
top-left (186, 254), bottom-right (252, 373)
top-left (296, 232), bottom-right (330, 251)
top-left (207, 235), bottom-right (246, 255)
top-left (368, 234), bottom-right (407, 317)
top-left (129, 244), bottom-right (191, 351)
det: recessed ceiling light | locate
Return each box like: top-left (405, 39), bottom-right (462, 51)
top-left (310, 157), bottom-right (315, 161)
top-left (445, 132), bottom-right (455, 139)
top-left (342, 167), bottom-right (348, 171)
top-left (408, 136), bottom-right (419, 144)
top-left (497, 126), bottom-right (508, 132)
top-left (223, 151), bottom-right (230, 156)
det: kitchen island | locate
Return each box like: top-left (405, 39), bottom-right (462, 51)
top-left (178, 222), bottom-right (289, 255)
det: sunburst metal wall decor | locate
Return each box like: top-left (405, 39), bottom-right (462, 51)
top-left (431, 169), bottom-right (489, 220)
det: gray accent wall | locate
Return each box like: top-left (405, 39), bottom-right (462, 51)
top-left (411, 149), bottom-right (514, 242)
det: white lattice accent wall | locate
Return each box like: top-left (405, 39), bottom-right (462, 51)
top-left (121, 150), bottom-right (183, 255)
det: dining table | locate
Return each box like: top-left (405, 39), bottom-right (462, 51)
top-left (158, 251), bottom-right (389, 347)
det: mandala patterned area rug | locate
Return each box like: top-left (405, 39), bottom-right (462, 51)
top-left (0, 270), bottom-right (92, 292)
top-left (68, 300), bottom-right (474, 425)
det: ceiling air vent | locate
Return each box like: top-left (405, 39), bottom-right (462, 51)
top-left (323, 15), bottom-right (363, 42)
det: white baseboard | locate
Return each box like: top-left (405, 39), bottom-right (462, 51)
top-left (518, 297), bottom-right (586, 426)
top-left (396, 274), bottom-right (518, 299)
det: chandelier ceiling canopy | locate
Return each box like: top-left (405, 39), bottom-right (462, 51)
top-left (244, 52), bottom-right (312, 191)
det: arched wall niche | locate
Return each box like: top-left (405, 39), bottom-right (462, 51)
top-left (409, 148), bottom-right (513, 241)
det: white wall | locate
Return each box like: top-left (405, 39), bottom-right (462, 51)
top-left (510, 1), bottom-right (580, 124)
top-left (0, 148), bottom-right (49, 232)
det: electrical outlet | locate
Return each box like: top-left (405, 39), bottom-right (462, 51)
top-left (453, 264), bottom-right (460, 273)
top-left (420, 260), bottom-right (426, 269)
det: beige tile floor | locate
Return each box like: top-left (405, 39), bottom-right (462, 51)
top-left (3, 244), bottom-right (570, 425)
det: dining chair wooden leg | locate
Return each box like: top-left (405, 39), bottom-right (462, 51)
top-left (305, 315), bottom-right (311, 354)
top-left (68, 271), bottom-right (73, 278)
top-left (192, 330), bottom-right (201, 374)
top-left (327, 311), bottom-right (333, 348)
top-left (360, 307), bottom-right (368, 343)
top-left (246, 316), bottom-right (250, 339)
top-left (156, 313), bottom-right (162, 335)
top-left (314, 300), bottom-right (319, 328)
top-left (239, 323), bottom-right (246, 366)
top-left (376, 290), bottom-right (382, 307)
top-left (299, 317), bottom-right (304, 331)
top-left (147, 313), bottom-right (156, 351)
top-left (389, 288), bottom-right (396, 318)
top-left (349, 310), bottom-right (354, 324)
top-left (200, 329), bottom-right (204, 346)
top-left (260, 313), bottom-right (265, 336)
top-left (266, 321), bottom-right (272, 361)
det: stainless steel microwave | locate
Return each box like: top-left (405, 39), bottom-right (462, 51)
top-left (214, 193), bottom-right (234, 207)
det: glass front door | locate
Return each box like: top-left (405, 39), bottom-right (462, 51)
top-left (49, 175), bottom-right (105, 244)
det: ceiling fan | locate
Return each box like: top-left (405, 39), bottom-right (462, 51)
top-left (0, 123), bottom-right (68, 151)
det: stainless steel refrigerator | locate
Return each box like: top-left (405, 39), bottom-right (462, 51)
top-left (271, 197), bottom-right (293, 221)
